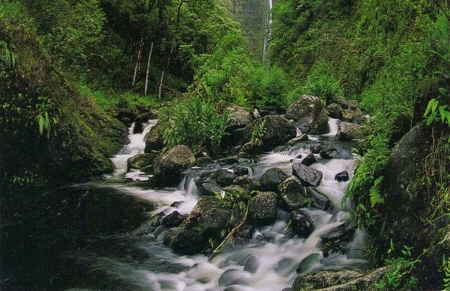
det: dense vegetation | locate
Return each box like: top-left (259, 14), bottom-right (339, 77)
top-left (1, 0), bottom-right (450, 289)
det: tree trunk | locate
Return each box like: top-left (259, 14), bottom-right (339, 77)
top-left (145, 41), bottom-right (154, 96)
top-left (132, 37), bottom-right (144, 87)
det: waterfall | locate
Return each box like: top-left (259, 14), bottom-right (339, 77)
top-left (262, 0), bottom-right (273, 58)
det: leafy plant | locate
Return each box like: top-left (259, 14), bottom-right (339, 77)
top-left (159, 96), bottom-right (229, 154)
top-left (342, 132), bottom-right (390, 228)
top-left (443, 255), bottom-right (450, 291)
top-left (303, 74), bottom-right (342, 105)
top-left (250, 119), bottom-right (266, 147)
top-left (424, 98), bottom-right (450, 126)
top-left (376, 241), bottom-right (421, 290)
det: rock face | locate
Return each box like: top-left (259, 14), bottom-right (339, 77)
top-left (153, 145), bottom-right (196, 186)
top-left (285, 95), bottom-right (330, 135)
top-left (335, 122), bottom-right (365, 141)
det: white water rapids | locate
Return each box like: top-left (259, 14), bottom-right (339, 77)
top-left (77, 118), bottom-right (367, 291)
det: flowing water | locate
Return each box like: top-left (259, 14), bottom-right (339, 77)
top-left (2, 119), bottom-right (366, 291)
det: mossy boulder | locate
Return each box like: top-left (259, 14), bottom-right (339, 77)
top-left (285, 95), bottom-right (330, 135)
top-left (166, 196), bottom-right (232, 254)
top-left (153, 145), bottom-right (196, 186)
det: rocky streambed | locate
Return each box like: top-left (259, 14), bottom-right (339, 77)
top-left (2, 95), bottom-right (382, 291)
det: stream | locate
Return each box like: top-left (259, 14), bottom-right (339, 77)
top-left (1, 119), bottom-right (367, 291)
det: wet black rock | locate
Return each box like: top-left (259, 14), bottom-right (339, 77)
top-left (335, 170), bottom-right (349, 182)
top-left (161, 211), bottom-right (187, 228)
top-left (319, 145), bottom-right (340, 159)
top-left (291, 210), bottom-right (314, 238)
top-left (301, 153), bottom-right (317, 166)
top-left (305, 187), bottom-right (331, 211)
top-left (292, 163), bottom-right (323, 187)
top-left (259, 168), bottom-right (289, 192)
top-left (248, 191), bottom-right (278, 226)
top-left (278, 176), bottom-right (308, 210)
top-left (215, 169), bottom-right (237, 187)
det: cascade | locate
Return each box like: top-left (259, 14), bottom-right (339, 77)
top-left (62, 117), bottom-right (366, 291)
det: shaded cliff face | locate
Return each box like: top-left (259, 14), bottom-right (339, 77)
top-left (232, 0), bottom-right (267, 58)
top-left (379, 123), bottom-right (449, 289)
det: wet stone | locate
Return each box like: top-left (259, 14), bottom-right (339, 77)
top-left (301, 153), bottom-right (317, 166)
top-left (335, 170), bottom-right (349, 182)
top-left (244, 255), bottom-right (259, 274)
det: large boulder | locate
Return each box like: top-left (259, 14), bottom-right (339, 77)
top-left (243, 115), bottom-right (297, 151)
top-left (285, 95), bottom-right (330, 135)
top-left (259, 168), bottom-right (289, 192)
top-left (291, 268), bottom-right (387, 291)
top-left (166, 196), bottom-right (232, 254)
top-left (278, 176), bottom-right (308, 210)
top-left (335, 122), bottom-right (365, 141)
top-left (226, 104), bottom-right (254, 131)
top-left (248, 191), bottom-right (278, 226)
top-left (153, 145), bottom-right (196, 186)
top-left (144, 123), bottom-right (164, 153)
top-left (127, 153), bottom-right (157, 173)
top-left (292, 163), bottom-right (323, 187)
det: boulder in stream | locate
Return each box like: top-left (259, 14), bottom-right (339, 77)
top-left (153, 145), bottom-right (196, 186)
top-left (166, 196), bottom-right (231, 254)
top-left (285, 95), bottom-right (330, 135)
top-left (278, 176), bottom-right (309, 210)
top-left (243, 115), bottom-right (297, 151)
top-left (335, 122), bottom-right (365, 141)
top-left (292, 163), bottom-right (323, 187)
top-left (259, 168), bottom-right (289, 192)
top-left (248, 191), bottom-right (278, 226)
top-left (144, 122), bottom-right (164, 153)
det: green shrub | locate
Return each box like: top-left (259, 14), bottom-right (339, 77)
top-left (158, 96), bottom-right (229, 154)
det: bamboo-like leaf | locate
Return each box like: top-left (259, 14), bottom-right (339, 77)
top-left (439, 106), bottom-right (446, 124)
top-left (38, 115), bottom-right (44, 135)
top-left (424, 99), bottom-right (436, 117)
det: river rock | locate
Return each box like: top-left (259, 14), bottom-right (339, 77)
top-left (243, 115), bottom-right (297, 151)
top-left (351, 108), bottom-right (366, 124)
top-left (232, 175), bottom-right (261, 193)
top-left (336, 96), bottom-right (359, 110)
top-left (153, 145), bottom-right (195, 186)
top-left (226, 104), bottom-right (254, 131)
top-left (292, 163), bottom-right (323, 187)
top-left (327, 103), bottom-right (343, 120)
top-left (319, 145), bottom-right (340, 159)
top-left (215, 169), bottom-right (237, 187)
top-left (296, 253), bottom-right (321, 274)
top-left (301, 153), bottom-right (317, 166)
top-left (127, 153), bottom-right (157, 173)
top-left (285, 95), bottom-right (330, 135)
top-left (161, 211), bottom-right (187, 228)
top-left (278, 176), bottom-right (308, 210)
top-left (335, 170), bottom-right (349, 182)
top-left (166, 196), bottom-right (231, 254)
top-left (292, 268), bottom-right (387, 291)
top-left (291, 210), bottom-right (314, 238)
top-left (259, 168), bottom-right (289, 192)
top-left (306, 187), bottom-right (331, 211)
top-left (144, 123), bottom-right (164, 153)
top-left (335, 122), bottom-right (365, 141)
top-left (243, 255), bottom-right (259, 274)
top-left (248, 191), bottom-right (278, 226)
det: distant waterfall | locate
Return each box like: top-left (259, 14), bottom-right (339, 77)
top-left (263, 0), bottom-right (273, 58)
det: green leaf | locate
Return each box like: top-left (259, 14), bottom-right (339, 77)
top-left (424, 99), bottom-right (437, 117)
top-left (439, 106), bottom-right (446, 124)
top-left (38, 115), bottom-right (44, 135)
